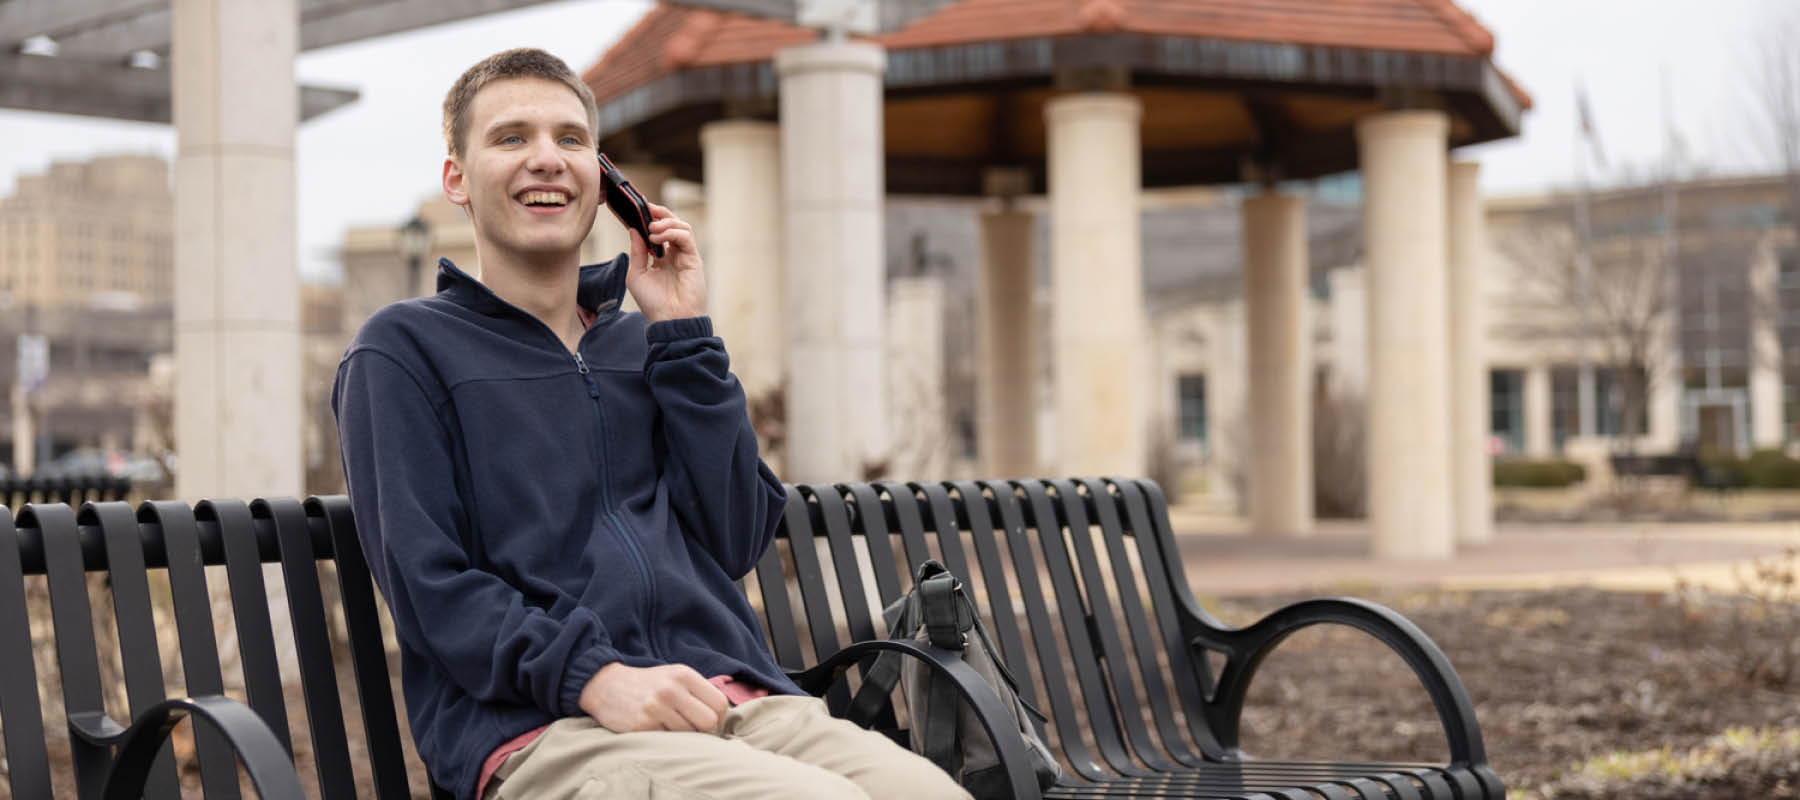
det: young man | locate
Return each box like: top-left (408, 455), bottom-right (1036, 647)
top-left (333, 49), bottom-right (970, 800)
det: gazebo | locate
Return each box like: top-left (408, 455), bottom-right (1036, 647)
top-left (581, 0), bottom-right (1531, 558)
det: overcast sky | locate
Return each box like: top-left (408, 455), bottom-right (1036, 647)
top-left (0, 0), bottom-right (1792, 283)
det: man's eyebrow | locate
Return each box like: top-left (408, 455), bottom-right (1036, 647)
top-left (482, 118), bottom-right (590, 137)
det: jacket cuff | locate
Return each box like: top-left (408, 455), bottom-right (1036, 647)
top-left (558, 646), bottom-right (613, 717)
top-left (645, 316), bottom-right (713, 343)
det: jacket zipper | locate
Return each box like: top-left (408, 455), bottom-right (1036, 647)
top-left (573, 350), bottom-right (665, 660)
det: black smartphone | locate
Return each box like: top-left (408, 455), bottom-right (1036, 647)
top-left (597, 153), bottom-right (663, 258)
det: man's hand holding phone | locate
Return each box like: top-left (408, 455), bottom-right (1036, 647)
top-left (598, 153), bottom-right (707, 323)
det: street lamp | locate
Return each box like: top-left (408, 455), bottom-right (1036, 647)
top-left (400, 215), bottom-right (431, 297)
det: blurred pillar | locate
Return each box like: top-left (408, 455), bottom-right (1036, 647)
top-left (888, 275), bottom-right (949, 478)
top-left (978, 195), bottom-right (1037, 478)
top-left (1356, 110), bottom-right (1452, 560)
top-left (1524, 364), bottom-right (1553, 456)
top-left (1447, 161), bottom-right (1493, 547)
top-left (10, 386), bottom-right (32, 476)
top-left (172, 0), bottom-right (302, 499)
top-left (1750, 248), bottom-right (1784, 448)
top-left (1243, 191), bottom-right (1312, 537)
top-left (777, 41), bottom-right (887, 481)
top-left (700, 120), bottom-right (785, 414)
top-left (1046, 92), bottom-right (1144, 476)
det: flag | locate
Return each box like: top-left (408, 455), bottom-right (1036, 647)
top-left (1577, 85), bottom-right (1607, 168)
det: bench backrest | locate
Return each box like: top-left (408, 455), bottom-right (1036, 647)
top-left (756, 478), bottom-right (1230, 775)
top-left (1, 496), bottom-right (419, 800)
top-left (2, 477), bottom-right (1214, 798)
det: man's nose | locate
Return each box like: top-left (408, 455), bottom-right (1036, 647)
top-left (524, 136), bottom-right (563, 172)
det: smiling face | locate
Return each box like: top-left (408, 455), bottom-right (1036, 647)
top-left (442, 77), bottom-right (601, 270)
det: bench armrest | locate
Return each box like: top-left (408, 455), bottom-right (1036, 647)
top-left (69, 694), bottom-right (307, 800)
top-left (1194, 597), bottom-right (1495, 775)
top-left (791, 639), bottom-right (1044, 800)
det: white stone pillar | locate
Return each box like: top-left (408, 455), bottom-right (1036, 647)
top-left (1523, 363), bottom-right (1553, 457)
top-left (10, 386), bottom-right (32, 476)
top-left (700, 120), bottom-right (784, 407)
top-left (1447, 162), bottom-right (1492, 547)
top-left (1047, 93), bottom-right (1144, 477)
top-left (888, 275), bottom-right (950, 478)
top-left (1356, 110), bottom-right (1453, 560)
top-left (1750, 247), bottom-right (1784, 448)
top-left (1243, 193), bottom-right (1312, 536)
top-left (1327, 267), bottom-right (1368, 394)
top-left (978, 207), bottom-right (1037, 477)
top-left (173, 0), bottom-right (302, 499)
top-left (777, 41), bottom-right (887, 481)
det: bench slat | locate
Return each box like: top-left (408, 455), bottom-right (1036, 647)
top-left (1115, 481), bottom-right (1232, 757)
top-left (871, 482), bottom-right (935, 581)
top-left (985, 479), bottom-right (1110, 780)
top-left (0, 505), bottom-right (53, 800)
top-left (145, 500), bottom-right (243, 799)
top-left (313, 495), bottom-right (414, 800)
top-left (754, 541), bottom-right (806, 670)
top-left (940, 481), bottom-right (1038, 706)
top-left (783, 490), bottom-right (850, 711)
top-left (844, 484), bottom-right (905, 606)
top-left (1079, 477), bottom-right (1207, 769)
top-left (258, 497), bottom-right (359, 800)
top-left (812, 486), bottom-right (881, 645)
top-left (203, 499), bottom-right (295, 754)
top-left (29, 502), bottom-right (114, 799)
top-left (87, 502), bottom-right (182, 800)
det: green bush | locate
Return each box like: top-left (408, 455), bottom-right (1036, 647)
top-left (1744, 449), bottom-right (1800, 489)
top-left (1493, 459), bottom-right (1588, 488)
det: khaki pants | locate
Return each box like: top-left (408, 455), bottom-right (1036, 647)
top-left (483, 695), bottom-right (972, 800)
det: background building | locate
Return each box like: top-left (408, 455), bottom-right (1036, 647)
top-left (1, 155), bottom-right (174, 479)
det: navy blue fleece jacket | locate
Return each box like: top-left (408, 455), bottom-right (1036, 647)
top-left (332, 256), bottom-right (798, 800)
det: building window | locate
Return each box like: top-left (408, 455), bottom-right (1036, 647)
top-left (1490, 369), bottom-right (1524, 454)
top-left (1176, 374), bottom-right (1207, 443)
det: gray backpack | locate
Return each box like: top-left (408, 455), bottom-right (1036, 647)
top-left (848, 560), bottom-right (1062, 798)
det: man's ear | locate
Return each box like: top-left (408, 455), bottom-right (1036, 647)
top-left (443, 157), bottom-right (469, 207)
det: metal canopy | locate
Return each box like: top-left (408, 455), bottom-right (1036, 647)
top-left (0, 0), bottom-right (837, 123)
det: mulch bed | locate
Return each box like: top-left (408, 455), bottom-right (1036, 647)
top-left (1210, 585), bottom-right (1800, 798)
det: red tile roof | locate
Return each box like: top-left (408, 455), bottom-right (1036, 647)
top-left (585, 0), bottom-right (1520, 106)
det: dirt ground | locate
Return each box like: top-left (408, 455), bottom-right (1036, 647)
top-left (1213, 584), bottom-right (1800, 798)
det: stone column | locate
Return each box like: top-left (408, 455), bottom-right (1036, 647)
top-left (700, 120), bottom-right (784, 407)
top-left (1243, 192), bottom-right (1312, 536)
top-left (888, 275), bottom-right (950, 478)
top-left (1523, 364), bottom-right (1553, 456)
top-left (1356, 110), bottom-right (1452, 560)
top-left (1327, 267), bottom-right (1368, 394)
top-left (1750, 247), bottom-right (1784, 448)
top-left (1046, 93), bottom-right (1144, 476)
top-left (10, 386), bottom-right (32, 476)
top-left (777, 41), bottom-right (887, 482)
top-left (978, 204), bottom-right (1037, 477)
top-left (1447, 161), bottom-right (1493, 547)
top-left (172, 0), bottom-right (302, 499)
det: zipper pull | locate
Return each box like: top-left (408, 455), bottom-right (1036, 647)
top-left (573, 352), bottom-right (599, 398)
top-left (573, 352), bottom-right (590, 375)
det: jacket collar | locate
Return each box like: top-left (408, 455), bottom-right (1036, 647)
top-left (434, 255), bottom-right (627, 319)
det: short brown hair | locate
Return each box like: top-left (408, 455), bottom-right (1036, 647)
top-left (442, 48), bottom-right (600, 158)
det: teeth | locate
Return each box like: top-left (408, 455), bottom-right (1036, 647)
top-left (521, 191), bottom-right (568, 205)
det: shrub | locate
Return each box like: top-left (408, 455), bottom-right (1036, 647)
top-left (1743, 448), bottom-right (1800, 489)
top-left (1493, 458), bottom-right (1587, 488)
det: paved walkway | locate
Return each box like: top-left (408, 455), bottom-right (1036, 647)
top-left (1168, 508), bottom-right (1800, 597)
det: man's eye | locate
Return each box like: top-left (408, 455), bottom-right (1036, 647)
top-left (499, 135), bottom-right (523, 145)
top-left (560, 136), bottom-right (584, 146)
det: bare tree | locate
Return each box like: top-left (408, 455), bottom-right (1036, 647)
top-left (1497, 207), bottom-right (1677, 457)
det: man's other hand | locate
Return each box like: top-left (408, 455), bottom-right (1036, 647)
top-left (577, 662), bottom-right (730, 733)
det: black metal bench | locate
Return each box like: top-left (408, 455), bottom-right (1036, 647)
top-left (1, 478), bottom-right (1501, 799)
